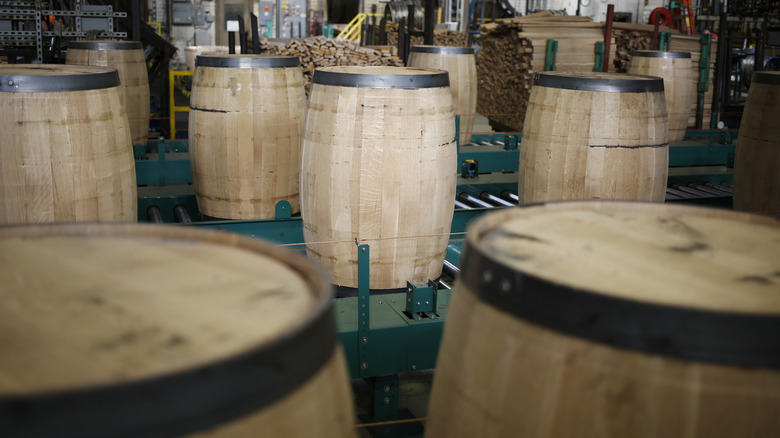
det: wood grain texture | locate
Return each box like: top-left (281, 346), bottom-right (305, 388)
top-left (519, 73), bottom-right (668, 203)
top-left (189, 57), bottom-right (306, 219)
top-left (627, 53), bottom-right (694, 141)
top-left (301, 66), bottom-right (457, 289)
top-left (734, 73), bottom-right (780, 215)
top-left (0, 224), bottom-right (356, 437)
top-left (66, 43), bottom-right (151, 146)
top-left (0, 65), bottom-right (137, 224)
top-left (408, 47), bottom-right (478, 145)
top-left (427, 201), bottom-right (780, 438)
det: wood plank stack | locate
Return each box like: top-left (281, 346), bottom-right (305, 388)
top-left (612, 24), bottom-right (718, 128)
top-left (476, 16), bottom-right (616, 132)
top-left (383, 23), bottom-right (469, 47)
top-left (261, 37), bottom-right (404, 95)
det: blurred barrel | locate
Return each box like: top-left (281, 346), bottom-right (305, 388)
top-left (627, 50), bottom-right (694, 142)
top-left (0, 64), bottom-right (137, 224)
top-left (408, 45), bottom-right (477, 145)
top-left (301, 66), bottom-right (457, 289)
top-left (519, 72), bottom-right (669, 203)
top-left (189, 55), bottom-right (305, 219)
top-left (734, 71), bottom-right (780, 216)
top-left (67, 40), bottom-right (150, 146)
top-left (0, 224), bottom-right (356, 437)
top-left (428, 201), bottom-right (780, 438)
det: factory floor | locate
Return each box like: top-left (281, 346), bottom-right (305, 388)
top-left (353, 371), bottom-right (434, 437)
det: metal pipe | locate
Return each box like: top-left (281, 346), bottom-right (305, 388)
top-left (719, 181), bottom-right (734, 189)
top-left (147, 206), bottom-right (164, 224)
top-left (457, 192), bottom-right (493, 208)
top-left (480, 192), bottom-right (514, 207)
top-left (477, 140), bottom-right (492, 146)
top-left (454, 199), bottom-right (472, 209)
top-left (666, 187), bottom-right (693, 198)
top-left (670, 184), bottom-right (711, 197)
top-left (665, 193), bottom-right (681, 200)
top-left (174, 205), bottom-right (192, 223)
top-left (688, 184), bottom-right (728, 197)
top-left (500, 190), bottom-right (519, 203)
top-left (438, 279), bottom-right (452, 290)
top-left (703, 182), bottom-right (733, 194)
top-left (443, 259), bottom-right (460, 277)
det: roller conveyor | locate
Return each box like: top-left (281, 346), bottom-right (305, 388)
top-left (479, 192), bottom-right (515, 207)
top-left (457, 193), bottom-right (493, 209)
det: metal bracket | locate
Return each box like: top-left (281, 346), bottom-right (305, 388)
top-left (405, 280), bottom-right (438, 320)
top-left (503, 134), bottom-right (518, 150)
top-left (357, 242), bottom-right (370, 378)
top-left (274, 200), bottom-right (291, 219)
top-left (544, 39), bottom-right (558, 71)
top-left (371, 375), bottom-right (399, 417)
top-left (593, 41), bottom-right (605, 72)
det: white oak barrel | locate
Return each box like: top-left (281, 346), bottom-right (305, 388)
top-left (301, 66), bottom-right (457, 289)
top-left (734, 71), bottom-right (780, 215)
top-left (0, 64), bottom-right (137, 224)
top-left (0, 224), bottom-right (356, 437)
top-left (67, 40), bottom-right (150, 146)
top-left (189, 55), bottom-right (306, 220)
top-left (427, 201), bottom-right (780, 438)
top-left (627, 50), bottom-right (694, 142)
top-left (519, 72), bottom-right (669, 203)
top-left (408, 46), bottom-right (477, 145)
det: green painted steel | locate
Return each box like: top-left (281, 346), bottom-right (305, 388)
top-left (545, 39), bottom-right (558, 71)
top-left (371, 375), bottom-right (400, 417)
top-left (358, 244), bottom-right (371, 378)
top-left (594, 41), bottom-right (605, 72)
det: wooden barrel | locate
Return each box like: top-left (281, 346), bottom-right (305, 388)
top-left (189, 55), bottom-right (306, 220)
top-left (519, 72), bottom-right (669, 203)
top-left (0, 224), bottom-right (356, 437)
top-left (0, 64), bottom-right (137, 224)
top-left (67, 40), bottom-right (150, 146)
top-left (301, 66), bottom-right (457, 289)
top-left (734, 71), bottom-right (780, 215)
top-left (408, 46), bottom-right (477, 145)
top-left (427, 201), bottom-right (780, 438)
top-left (627, 50), bottom-right (694, 142)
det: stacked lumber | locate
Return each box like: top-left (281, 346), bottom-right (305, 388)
top-left (612, 24), bottom-right (717, 127)
top-left (476, 16), bottom-right (616, 132)
top-left (383, 23), bottom-right (469, 47)
top-left (261, 37), bottom-right (404, 94)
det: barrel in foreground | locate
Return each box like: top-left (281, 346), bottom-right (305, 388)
top-left (0, 224), bottom-right (356, 437)
top-left (428, 201), bottom-right (780, 437)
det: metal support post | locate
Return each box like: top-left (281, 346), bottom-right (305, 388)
top-left (544, 39), bottom-right (558, 71)
top-left (593, 41), bottom-right (605, 72)
top-left (371, 375), bottom-right (399, 417)
top-left (357, 242), bottom-right (370, 378)
top-left (423, 0), bottom-right (434, 45)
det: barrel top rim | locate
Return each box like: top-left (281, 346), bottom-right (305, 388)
top-left (631, 50), bottom-right (692, 58)
top-left (533, 71), bottom-right (665, 92)
top-left (68, 40), bottom-right (143, 50)
top-left (0, 64), bottom-right (120, 92)
top-left (753, 71), bottom-right (780, 85)
top-left (0, 223), bottom-right (338, 436)
top-left (410, 45), bottom-right (475, 54)
top-left (460, 200), bottom-right (780, 367)
top-left (312, 66), bottom-right (450, 88)
top-left (195, 54), bottom-right (300, 68)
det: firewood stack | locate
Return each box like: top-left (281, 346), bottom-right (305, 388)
top-left (475, 20), bottom-right (533, 133)
top-left (614, 31), bottom-right (652, 72)
top-left (383, 23), bottom-right (469, 47)
top-left (260, 37), bottom-right (404, 95)
top-left (476, 15), bottom-right (616, 132)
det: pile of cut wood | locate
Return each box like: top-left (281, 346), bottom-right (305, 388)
top-left (383, 23), bottom-right (469, 47)
top-left (261, 37), bottom-right (404, 94)
top-left (476, 15), bottom-right (616, 132)
top-left (613, 30), bottom-right (653, 72)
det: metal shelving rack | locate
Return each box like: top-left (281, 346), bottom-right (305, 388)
top-left (0, 0), bottom-right (127, 63)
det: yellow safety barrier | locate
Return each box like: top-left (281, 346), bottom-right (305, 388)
top-left (336, 13), bottom-right (384, 42)
top-left (169, 70), bottom-right (194, 139)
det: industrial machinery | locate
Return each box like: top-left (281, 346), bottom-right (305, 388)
top-left (133, 120), bottom-right (738, 430)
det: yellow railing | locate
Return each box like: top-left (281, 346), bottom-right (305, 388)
top-left (336, 13), bottom-right (384, 42)
top-left (169, 70), bottom-right (194, 139)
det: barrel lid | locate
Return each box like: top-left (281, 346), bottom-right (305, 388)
top-left (195, 54), bottom-right (300, 68)
top-left (68, 40), bottom-right (143, 50)
top-left (410, 45), bottom-right (475, 55)
top-left (460, 201), bottom-right (780, 367)
top-left (312, 66), bottom-right (450, 89)
top-left (0, 224), bottom-right (336, 437)
top-left (753, 71), bottom-right (780, 85)
top-left (0, 64), bottom-right (120, 92)
top-left (533, 71), bottom-right (664, 93)
top-left (631, 50), bottom-right (692, 59)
